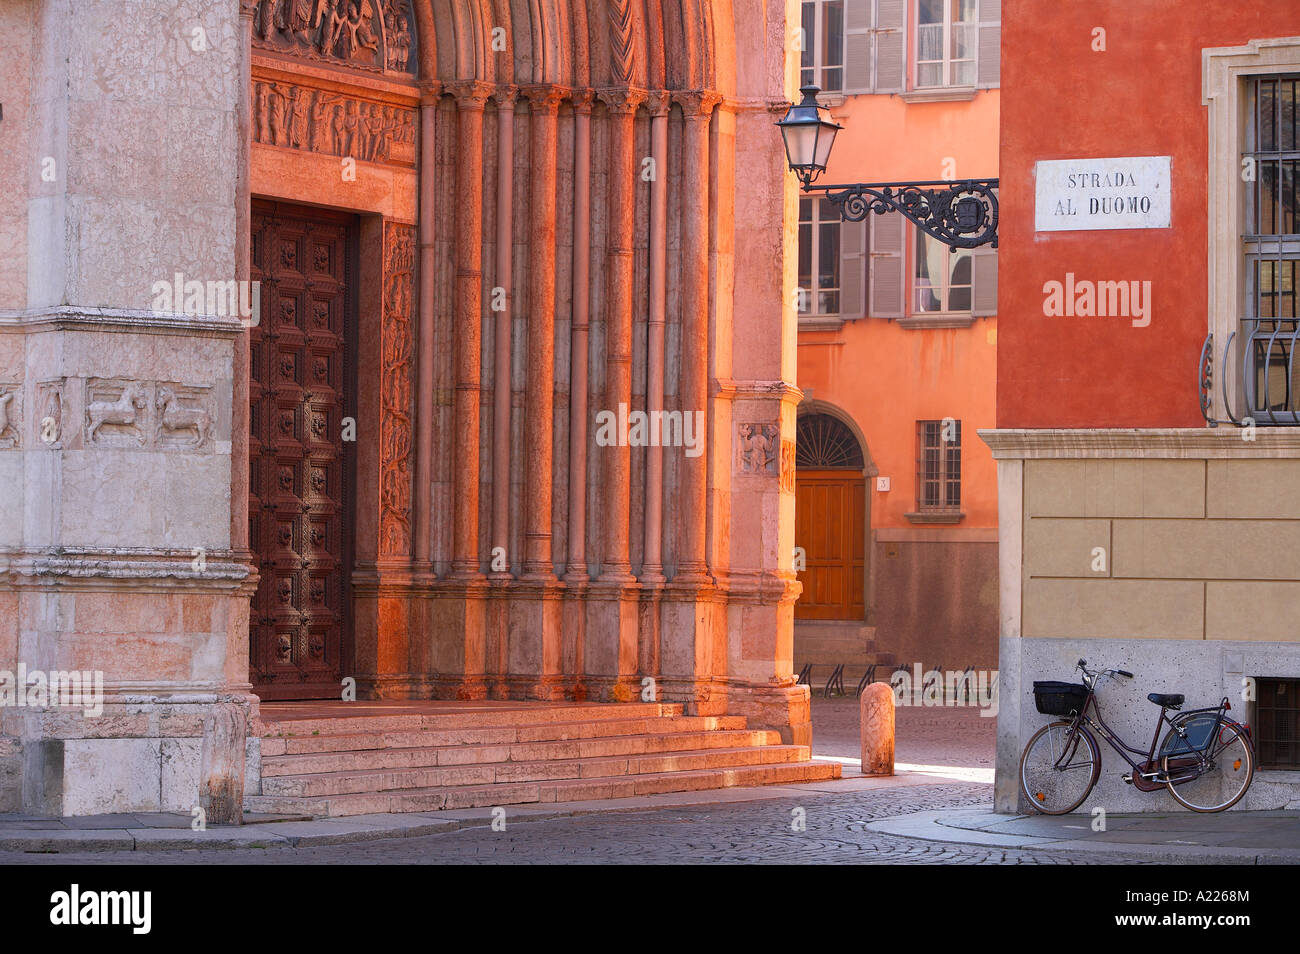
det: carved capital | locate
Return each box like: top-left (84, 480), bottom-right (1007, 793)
top-left (491, 84), bottom-right (520, 108)
top-left (596, 87), bottom-right (648, 114)
top-left (239, 0), bottom-right (257, 20)
top-left (446, 80), bottom-right (494, 111)
top-left (645, 91), bottom-right (672, 117)
top-left (520, 84), bottom-right (568, 113)
top-left (418, 80), bottom-right (444, 106)
top-left (570, 88), bottom-right (597, 114)
top-left (673, 90), bottom-right (724, 118)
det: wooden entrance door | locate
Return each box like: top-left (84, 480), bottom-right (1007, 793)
top-left (249, 201), bottom-right (356, 699)
top-left (795, 470), bottom-right (866, 620)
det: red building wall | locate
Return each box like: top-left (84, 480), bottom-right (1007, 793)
top-left (998, 1), bottom-right (1300, 428)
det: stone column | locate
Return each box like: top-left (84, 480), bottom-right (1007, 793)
top-left (565, 92), bottom-right (594, 583)
top-left (642, 93), bottom-right (670, 584)
top-left (520, 85), bottom-right (564, 582)
top-left (596, 89), bottom-right (645, 584)
top-left (448, 81), bottom-right (492, 580)
top-left (585, 89), bottom-right (645, 701)
top-left (414, 81), bottom-right (442, 570)
top-left (490, 87), bottom-right (516, 579)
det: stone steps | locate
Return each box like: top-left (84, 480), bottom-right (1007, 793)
top-left (247, 702), bottom-right (841, 816)
top-left (261, 744), bottom-right (813, 798)
top-left (246, 759), bottom-right (841, 817)
top-left (263, 727), bottom-right (781, 777)
top-left (260, 713), bottom-right (749, 757)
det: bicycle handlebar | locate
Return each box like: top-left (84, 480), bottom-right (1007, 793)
top-left (1076, 659), bottom-right (1134, 681)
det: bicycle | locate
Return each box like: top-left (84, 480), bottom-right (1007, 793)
top-left (1019, 658), bottom-right (1254, 814)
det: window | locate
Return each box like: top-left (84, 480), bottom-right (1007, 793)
top-left (1243, 75), bottom-right (1300, 423)
top-left (1253, 677), bottom-right (1300, 769)
top-left (915, 419), bottom-right (961, 513)
top-left (914, 230), bottom-right (973, 313)
top-left (801, 1), bottom-right (845, 93)
top-left (799, 197), bottom-right (842, 317)
top-left (916, 0), bottom-right (977, 88)
top-left (796, 413), bottom-right (865, 469)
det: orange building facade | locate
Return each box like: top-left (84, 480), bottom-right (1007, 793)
top-left (793, 0), bottom-right (1001, 678)
top-left (990, 1), bottom-right (1300, 811)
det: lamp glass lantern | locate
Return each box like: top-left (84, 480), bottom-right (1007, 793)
top-left (775, 86), bottom-right (842, 187)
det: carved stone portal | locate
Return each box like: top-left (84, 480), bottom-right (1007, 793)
top-left (253, 0), bottom-right (415, 74)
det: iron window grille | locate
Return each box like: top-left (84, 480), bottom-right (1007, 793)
top-left (797, 413), bottom-right (865, 469)
top-left (1253, 677), bottom-right (1300, 770)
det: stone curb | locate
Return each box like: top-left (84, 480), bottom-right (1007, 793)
top-left (863, 808), bottom-right (1300, 864)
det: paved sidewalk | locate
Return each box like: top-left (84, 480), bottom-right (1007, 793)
top-left (0, 769), bottom-right (955, 852)
top-left (865, 807), bottom-right (1300, 863)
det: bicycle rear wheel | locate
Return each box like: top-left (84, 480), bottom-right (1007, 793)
top-left (1019, 721), bottom-right (1100, 815)
top-left (1163, 722), bottom-right (1254, 813)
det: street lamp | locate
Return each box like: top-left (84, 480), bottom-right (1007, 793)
top-left (776, 85), bottom-right (999, 250)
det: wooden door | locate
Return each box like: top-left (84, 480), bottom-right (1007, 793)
top-left (249, 201), bottom-right (356, 699)
top-left (795, 470), bottom-right (866, 620)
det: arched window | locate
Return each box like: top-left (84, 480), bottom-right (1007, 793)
top-left (796, 413), bottom-right (864, 469)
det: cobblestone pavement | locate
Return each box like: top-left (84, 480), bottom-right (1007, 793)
top-left (811, 695), bottom-right (997, 773)
top-left (0, 784), bottom-right (1160, 864)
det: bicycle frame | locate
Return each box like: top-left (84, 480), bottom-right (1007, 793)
top-left (1058, 684), bottom-right (1235, 786)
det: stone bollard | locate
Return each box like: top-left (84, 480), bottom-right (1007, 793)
top-left (860, 681), bottom-right (895, 776)
top-left (199, 702), bottom-right (247, 826)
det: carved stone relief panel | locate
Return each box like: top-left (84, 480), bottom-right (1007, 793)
top-left (253, 0), bottom-right (416, 75)
top-left (252, 79), bottom-right (417, 166)
top-left (378, 221), bottom-right (415, 558)
top-left (736, 422), bottom-right (780, 476)
top-left (0, 383), bottom-right (21, 449)
top-left (35, 379), bottom-right (64, 448)
top-left (83, 379), bottom-right (215, 451)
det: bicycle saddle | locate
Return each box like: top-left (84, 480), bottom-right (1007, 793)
top-left (1147, 692), bottom-right (1184, 708)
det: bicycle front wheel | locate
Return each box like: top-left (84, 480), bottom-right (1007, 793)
top-left (1019, 720), bottom-right (1100, 815)
top-left (1163, 722), bottom-right (1254, 813)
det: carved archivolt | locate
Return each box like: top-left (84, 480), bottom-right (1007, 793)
top-left (253, 79), bottom-right (416, 165)
top-left (253, 0), bottom-right (415, 74)
top-left (379, 222), bottom-right (416, 557)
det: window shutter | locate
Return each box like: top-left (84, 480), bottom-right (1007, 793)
top-left (869, 212), bottom-right (906, 318)
top-left (971, 243), bottom-right (998, 316)
top-left (843, 0), bottom-right (874, 93)
top-left (977, 0), bottom-right (1000, 88)
top-left (840, 217), bottom-right (868, 319)
top-left (873, 0), bottom-right (907, 94)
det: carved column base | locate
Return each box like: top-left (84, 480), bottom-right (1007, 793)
top-left (658, 581), bottom-right (728, 716)
top-left (727, 683), bottom-right (812, 747)
top-left (425, 580), bottom-right (489, 700)
top-left (583, 581), bottom-right (641, 701)
top-left (498, 581), bottom-right (566, 700)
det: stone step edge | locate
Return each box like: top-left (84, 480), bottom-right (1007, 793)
top-left (259, 744), bottom-right (815, 797)
top-left (261, 728), bottom-right (782, 776)
top-left (259, 714), bottom-right (751, 756)
top-left (247, 759), bottom-right (845, 817)
top-left (257, 702), bottom-right (687, 736)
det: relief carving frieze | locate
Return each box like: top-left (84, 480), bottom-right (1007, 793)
top-left (379, 221), bottom-right (415, 557)
top-left (84, 379), bottom-right (215, 451)
top-left (253, 79), bottom-right (417, 166)
top-left (253, 0), bottom-right (415, 75)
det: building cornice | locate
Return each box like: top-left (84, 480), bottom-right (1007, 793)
top-left (979, 427), bottom-right (1300, 459)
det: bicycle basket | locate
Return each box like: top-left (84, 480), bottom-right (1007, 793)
top-left (1159, 712), bottom-right (1221, 757)
top-left (1032, 681), bottom-right (1088, 717)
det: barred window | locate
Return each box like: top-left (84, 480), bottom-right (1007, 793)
top-left (1253, 677), bottom-right (1300, 770)
top-left (1243, 75), bottom-right (1300, 422)
top-left (916, 419), bottom-right (961, 511)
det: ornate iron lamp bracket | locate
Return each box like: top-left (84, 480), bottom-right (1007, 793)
top-left (803, 178), bottom-right (1000, 250)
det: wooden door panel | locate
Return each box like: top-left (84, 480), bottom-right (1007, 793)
top-left (795, 470), bottom-right (866, 620)
top-left (249, 201), bottom-right (355, 699)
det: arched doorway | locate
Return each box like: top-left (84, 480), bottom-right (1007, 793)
top-left (794, 412), bottom-right (866, 620)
